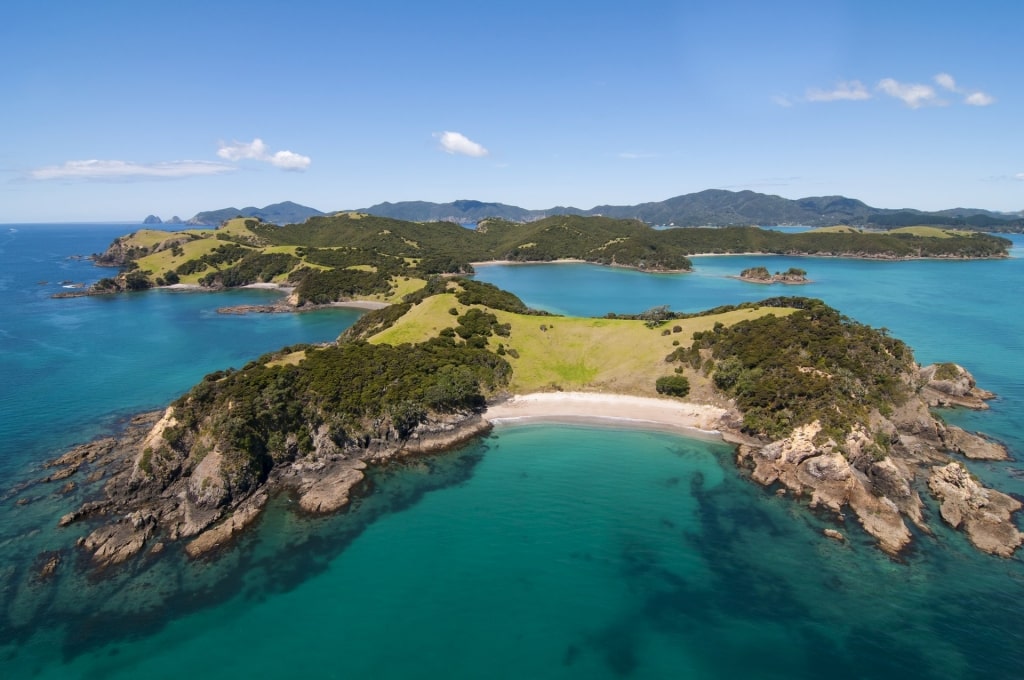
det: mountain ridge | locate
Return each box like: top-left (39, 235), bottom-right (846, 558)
top-left (179, 190), bottom-right (1024, 231)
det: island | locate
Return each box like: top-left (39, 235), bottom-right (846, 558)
top-left (23, 276), bottom-right (1022, 577)
top-left (737, 266), bottom-right (809, 284)
top-left (54, 215), bottom-right (1010, 304)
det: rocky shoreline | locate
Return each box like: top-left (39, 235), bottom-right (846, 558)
top-left (11, 361), bottom-right (1021, 583)
top-left (18, 410), bottom-right (491, 573)
top-left (724, 363), bottom-right (1020, 557)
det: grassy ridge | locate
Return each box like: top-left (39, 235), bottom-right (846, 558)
top-left (370, 289), bottom-right (795, 395)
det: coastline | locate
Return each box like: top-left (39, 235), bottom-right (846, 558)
top-left (471, 258), bottom-right (691, 274)
top-left (485, 392), bottom-right (728, 439)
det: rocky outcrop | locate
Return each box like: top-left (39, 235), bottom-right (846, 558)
top-left (730, 366), bottom-right (1020, 558)
top-left (920, 363), bottom-right (995, 409)
top-left (185, 491), bottom-right (269, 558)
top-left (928, 462), bottom-right (1023, 557)
top-left (737, 422), bottom-right (914, 555)
top-left (296, 463), bottom-right (366, 514)
top-left (941, 425), bottom-right (1009, 461)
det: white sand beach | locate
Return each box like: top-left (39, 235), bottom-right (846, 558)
top-left (485, 392), bottom-right (728, 437)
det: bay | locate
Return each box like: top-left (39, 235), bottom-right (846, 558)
top-left (1, 225), bottom-right (1022, 678)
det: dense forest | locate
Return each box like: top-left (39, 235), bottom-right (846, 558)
top-left (151, 335), bottom-right (511, 494)
top-left (665, 297), bottom-right (914, 442)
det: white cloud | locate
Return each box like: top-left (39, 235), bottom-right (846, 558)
top-left (877, 78), bottom-right (940, 108)
top-left (216, 138), bottom-right (269, 161)
top-left (435, 131), bottom-right (489, 157)
top-left (1015, 173), bottom-right (1024, 181)
top-left (934, 72), bottom-right (957, 91)
top-left (217, 138), bottom-right (311, 170)
top-left (934, 73), bottom-right (995, 106)
top-left (29, 159), bottom-right (235, 181)
top-left (618, 152), bottom-right (658, 160)
top-left (964, 91), bottom-right (995, 106)
top-left (268, 150), bottom-right (312, 170)
top-left (806, 80), bottom-right (871, 102)
top-left (772, 95), bottom-right (794, 108)
top-left (796, 72), bottom-right (994, 110)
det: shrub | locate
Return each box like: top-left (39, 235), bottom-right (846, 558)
top-left (655, 375), bottom-right (691, 397)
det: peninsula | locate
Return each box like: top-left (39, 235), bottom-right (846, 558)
top-left (24, 277), bottom-right (1022, 576)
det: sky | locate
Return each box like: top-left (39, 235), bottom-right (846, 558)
top-left (2, 0), bottom-right (1022, 222)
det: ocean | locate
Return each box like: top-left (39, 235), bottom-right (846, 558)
top-left (0, 224), bottom-right (1022, 678)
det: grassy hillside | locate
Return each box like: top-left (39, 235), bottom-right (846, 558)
top-left (369, 285), bottom-right (796, 395)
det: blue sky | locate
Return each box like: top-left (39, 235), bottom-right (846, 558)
top-left (2, 0), bottom-right (1021, 221)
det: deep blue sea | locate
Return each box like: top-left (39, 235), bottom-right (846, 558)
top-left (1, 224), bottom-right (1022, 679)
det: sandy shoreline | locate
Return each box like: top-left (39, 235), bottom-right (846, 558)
top-left (485, 392), bottom-right (728, 438)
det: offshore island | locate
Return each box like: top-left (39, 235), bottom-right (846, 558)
top-left (21, 214), bottom-right (1021, 580)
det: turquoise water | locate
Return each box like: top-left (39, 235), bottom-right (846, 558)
top-left (1, 225), bottom-right (1023, 678)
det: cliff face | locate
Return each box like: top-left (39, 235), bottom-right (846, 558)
top-left (726, 363), bottom-right (1021, 557)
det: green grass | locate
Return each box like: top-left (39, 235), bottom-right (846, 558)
top-left (370, 293), bottom-right (796, 396)
top-left (889, 226), bottom-right (971, 238)
top-left (134, 237), bottom-right (228, 283)
top-left (123, 229), bottom-right (180, 248)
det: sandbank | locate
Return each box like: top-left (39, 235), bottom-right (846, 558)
top-left (485, 392), bottom-right (727, 439)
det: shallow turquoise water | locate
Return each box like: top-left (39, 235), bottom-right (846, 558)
top-left (1, 225), bottom-right (1022, 678)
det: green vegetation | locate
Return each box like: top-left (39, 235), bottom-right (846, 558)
top-left (139, 266), bottom-right (914, 496)
top-left (888, 226), bottom-right (968, 238)
top-left (741, 266), bottom-right (771, 280)
top-left (158, 337), bottom-right (511, 491)
top-left (655, 375), bottom-right (691, 397)
top-left (669, 298), bottom-right (914, 441)
top-left (369, 282), bottom-right (796, 394)
top-left (93, 213), bottom-right (1009, 298)
top-left (933, 362), bottom-right (961, 380)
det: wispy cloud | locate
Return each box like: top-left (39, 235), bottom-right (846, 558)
top-left (618, 152), bottom-right (659, 160)
top-left (934, 72), bottom-right (996, 106)
top-left (806, 80), bottom-right (871, 102)
top-left (217, 138), bottom-right (311, 170)
top-left (877, 78), bottom-right (941, 108)
top-left (29, 159), bottom-right (235, 181)
top-left (795, 72), bottom-right (994, 109)
top-left (434, 131), bottom-right (489, 157)
top-left (1015, 173), bottom-right (1024, 181)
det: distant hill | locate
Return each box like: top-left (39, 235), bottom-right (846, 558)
top-left (186, 201), bottom-right (325, 226)
top-left (184, 191), bottom-right (1023, 231)
top-left (360, 199), bottom-right (583, 223)
top-left (357, 190), bottom-right (1022, 231)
